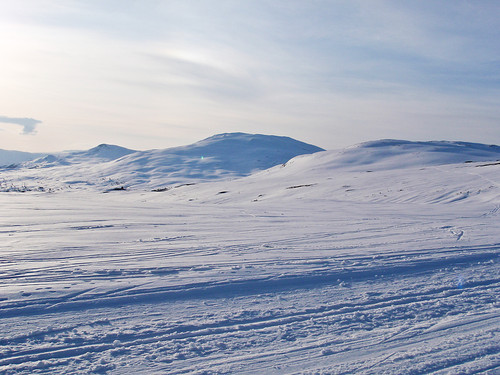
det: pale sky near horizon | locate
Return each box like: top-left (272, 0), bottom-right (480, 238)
top-left (1, 0), bottom-right (499, 152)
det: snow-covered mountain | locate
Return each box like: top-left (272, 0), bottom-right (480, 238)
top-left (98, 133), bottom-right (324, 188)
top-left (2, 137), bottom-right (500, 199)
top-left (22, 144), bottom-right (137, 168)
top-left (0, 133), bottom-right (324, 191)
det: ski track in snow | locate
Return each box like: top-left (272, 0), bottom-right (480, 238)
top-left (0, 190), bottom-right (499, 374)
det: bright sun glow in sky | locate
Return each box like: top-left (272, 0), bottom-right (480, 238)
top-left (1, 0), bottom-right (499, 152)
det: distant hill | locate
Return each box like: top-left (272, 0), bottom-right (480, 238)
top-left (0, 149), bottom-right (45, 166)
top-left (23, 144), bottom-right (137, 168)
top-left (97, 133), bottom-right (324, 188)
top-left (332, 140), bottom-right (500, 170)
top-left (5, 136), bottom-right (500, 201)
top-left (0, 133), bottom-right (324, 191)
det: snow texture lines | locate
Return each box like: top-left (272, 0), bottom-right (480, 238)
top-left (0, 191), bottom-right (499, 374)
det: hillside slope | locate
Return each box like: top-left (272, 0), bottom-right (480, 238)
top-left (154, 139), bottom-right (500, 205)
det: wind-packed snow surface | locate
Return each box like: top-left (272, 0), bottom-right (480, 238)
top-left (0, 136), bottom-right (499, 374)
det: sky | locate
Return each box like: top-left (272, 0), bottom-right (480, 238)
top-left (1, 0), bottom-right (499, 152)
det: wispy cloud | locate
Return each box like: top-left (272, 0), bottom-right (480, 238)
top-left (0, 116), bottom-right (41, 134)
top-left (0, 1), bottom-right (499, 151)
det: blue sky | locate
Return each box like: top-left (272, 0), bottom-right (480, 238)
top-left (1, 0), bottom-right (499, 152)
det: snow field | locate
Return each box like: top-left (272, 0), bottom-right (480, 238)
top-left (0, 136), bottom-right (499, 373)
top-left (0, 189), bottom-right (498, 374)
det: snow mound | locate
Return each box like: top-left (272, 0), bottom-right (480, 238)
top-left (340, 139), bottom-right (500, 169)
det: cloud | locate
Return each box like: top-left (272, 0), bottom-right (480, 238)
top-left (0, 116), bottom-right (41, 134)
top-left (1, 1), bottom-right (499, 150)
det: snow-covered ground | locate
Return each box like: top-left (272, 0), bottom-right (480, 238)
top-left (0, 135), bottom-right (499, 374)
